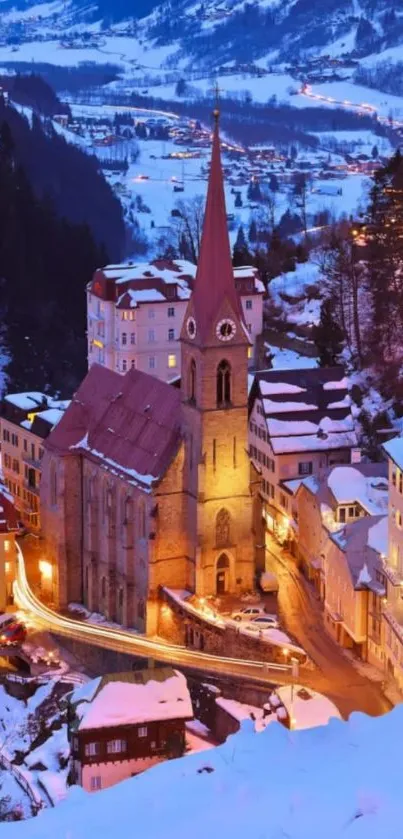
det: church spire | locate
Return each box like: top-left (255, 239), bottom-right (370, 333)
top-left (190, 111), bottom-right (246, 344)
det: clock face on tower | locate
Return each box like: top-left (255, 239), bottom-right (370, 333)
top-left (216, 318), bottom-right (236, 342)
top-left (186, 316), bottom-right (197, 339)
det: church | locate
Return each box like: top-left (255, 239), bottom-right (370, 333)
top-left (39, 114), bottom-right (258, 634)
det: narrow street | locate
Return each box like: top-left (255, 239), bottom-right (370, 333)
top-left (266, 540), bottom-right (393, 719)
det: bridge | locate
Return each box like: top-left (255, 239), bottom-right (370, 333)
top-left (14, 544), bottom-right (319, 692)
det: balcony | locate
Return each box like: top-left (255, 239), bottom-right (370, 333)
top-left (22, 452), bottom-right (42, 470)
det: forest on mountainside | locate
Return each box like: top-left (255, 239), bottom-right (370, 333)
top-left (0, 95), bottom-right (124, 257)
top-left (0, 97), bottom-right (123, 395)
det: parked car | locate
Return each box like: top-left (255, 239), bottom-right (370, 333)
top-left (0, 620), bottom-right (26, 646)
top-left (231, 606), bottom-right (266, 622)
top-left (251, 615), bottom-right (279, 629)
top-left (260, 571), bottom-right (279, 594)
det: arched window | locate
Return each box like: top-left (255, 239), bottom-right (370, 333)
top-left (189, 359), bottom-right (196, 404)
top-left (50, 462), bottom-right (57, 507)
top-left (123, 496), bottom-right (133, 525)
top-left (138, 499), bottom-right (146, 539)
top-left (216, 508), bottom-right (231, 547)
top-left (216, 360), bottom-right (231, 407)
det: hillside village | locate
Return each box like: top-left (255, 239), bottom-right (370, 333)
top-left (2, 0), bottom-right (403, 832)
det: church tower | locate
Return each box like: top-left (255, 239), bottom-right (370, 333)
top-left (181, 111), bottom-right (255, 597)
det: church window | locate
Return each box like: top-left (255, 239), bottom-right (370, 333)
top-left (216, 360), bottom-right (231, 407)
top-left (123, 496), bottom-right (133, 524)
top-left (189, 359), bottom-right (196, 403)
top-left (216, 508), bottom-right (231, 548)
top-left (50, 462), bottom-right (57, 507)
top-left (138, 500), bottom-right (146, 539)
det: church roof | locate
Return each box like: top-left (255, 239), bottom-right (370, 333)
top-left (191, 117), bottom-right (246, 342)
top-left (46, 364), bottom-right (182, 490)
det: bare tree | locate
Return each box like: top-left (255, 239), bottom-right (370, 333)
top-left (171, 195), bottom-right (205, 263)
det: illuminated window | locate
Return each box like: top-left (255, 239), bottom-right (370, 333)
top-left (168, 354), bottom-right (177, 368)
top-left (248, 346), bottom-right (253, 359)
top-left (4, 541), bottom-right (10, 552)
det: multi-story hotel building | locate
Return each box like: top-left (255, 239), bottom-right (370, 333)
top-left (0, 392), bottom-right (69, 531)
top-left (86, 259), bottom-right (264, 381)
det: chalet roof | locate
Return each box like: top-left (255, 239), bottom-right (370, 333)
top-left (70, 668), bottom-right (193, 731)
top-left (250, 366), bottom-right (358, 455)
top-left (45, 364), bottom-right (182, 490)
top-left (190, 118), bottom-right (247, 343)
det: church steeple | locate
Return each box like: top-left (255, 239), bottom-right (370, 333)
top-left (185, 111), bottom-right (247, 346)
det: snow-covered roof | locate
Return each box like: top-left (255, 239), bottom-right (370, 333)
top-left (4, 391), bottom-right (47, 411)
top-left (328, 514), bottom-right (388, 590)
top-left (71, 669), bottom-right (193, 731)
top-left (383, 436), bottom-right (403, 470)
top-left (274, 686), bottom-right (341, 730)
top-left (251, 367), bottom-right (357, 455)
top-left (327, 465), bottom-right (388, 516)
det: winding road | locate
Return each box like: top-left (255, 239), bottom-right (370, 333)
top-left (14, 543), bottom-right (392, 718)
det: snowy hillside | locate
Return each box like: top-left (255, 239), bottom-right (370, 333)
top-left (4, 706), bottom-right (403, 838)
top-left (1, 0), bottom-right (403, 69)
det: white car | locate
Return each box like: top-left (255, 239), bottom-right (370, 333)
top-left (231, 606), bottom-right (266, 622)
top-left (251, 615), bottom-right (279, 629)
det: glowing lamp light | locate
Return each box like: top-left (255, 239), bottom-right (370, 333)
top-left (282, 647), bottom-right (289, 656)
top-left (39, 560), bottom-right (53, 581)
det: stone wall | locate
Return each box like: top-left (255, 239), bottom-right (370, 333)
top-left (158, 590), bottom-right (307, 665)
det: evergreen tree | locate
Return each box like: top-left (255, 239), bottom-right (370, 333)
top-left (232, 226), bottom-right (251, 266)
top-left (313, 298), bottom-right (345, 367)
top-left (269, 172), bottom-right (279, 192)
top-left (248, 218), bottom-right (258, 242)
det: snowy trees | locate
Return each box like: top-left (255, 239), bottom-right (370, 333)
top-left (313, 298), bottom-right (344, 367)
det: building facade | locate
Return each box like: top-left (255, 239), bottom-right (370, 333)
top-left (87, 260), bottom-right (264, 382)
top-left (0, 483), bottom-right (18, 610)
top-left (40, 117), bottom-right (257, 632)
top-left (0, 393), bottom-right (69, 532)
top-left (248, 368), bottom-right (358, 545)
top-left (68, 669), bottom-right (193, 792)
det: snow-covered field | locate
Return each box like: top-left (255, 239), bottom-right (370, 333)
top-left (4, 704), bottom-right (403, 838)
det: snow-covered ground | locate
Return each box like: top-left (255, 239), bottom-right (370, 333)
top-left (4, 705), bottom-right (403, 838)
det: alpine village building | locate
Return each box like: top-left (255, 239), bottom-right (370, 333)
top-left (68, 668), bottom-right (193, 792)
top-left (40, 114), bottom-right (257, 633)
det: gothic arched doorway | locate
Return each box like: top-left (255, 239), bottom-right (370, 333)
top-left (216, 553), bottom-right (230, 595)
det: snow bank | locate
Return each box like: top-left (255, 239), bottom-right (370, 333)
top-left (5, 705), bottom-right (403, 839)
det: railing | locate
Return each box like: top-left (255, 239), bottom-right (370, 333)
top-left (0, 750), bottom-right (46, 814)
